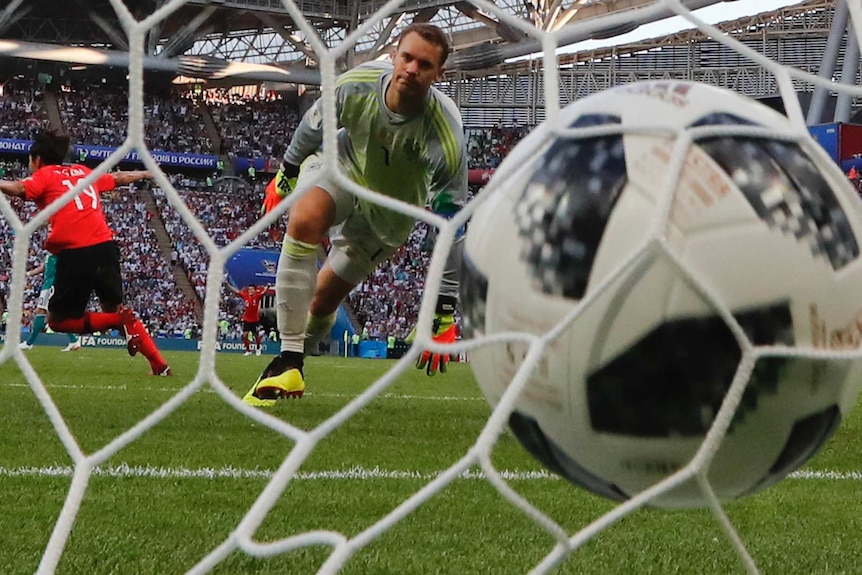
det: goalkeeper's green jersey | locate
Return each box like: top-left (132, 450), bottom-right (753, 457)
top-left (284, 61), bottom-right (468, 248)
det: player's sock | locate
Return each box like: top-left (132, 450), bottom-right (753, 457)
top-left (50, 311), bottom-right (121, 334)
top-left (277, 235), bottom-right (319, 355)
top-left (279, 350), bottom-right (304, 372)
top-left (26, 314), bottom-right (47, 346)
top-left (242, 331), bottom-right (251, 352)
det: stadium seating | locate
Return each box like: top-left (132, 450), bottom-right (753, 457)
top-left (57, 88), bottom-right (213, 154)
top-left (152, 182), bottom-right (284, 334)
top-left (0, 80), bottom-right (525, 343)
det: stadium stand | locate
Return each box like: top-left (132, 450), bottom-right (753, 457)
top-left (207, 93), bottom-right (300, 163)
top-left (151, 180), bottom-right (284, 334)
top-left (0, 79), bottom-right (50, 141)
top-left (1, 78), bottom-right (519, 344)
top-left (57, 86), bottom-right (213, 154)
top-left (348, 224), bottom-right (433, 341)
top-left (103, 187), bottom-right (199, 338)
top-left (466, 124), bottom-right (531, 169)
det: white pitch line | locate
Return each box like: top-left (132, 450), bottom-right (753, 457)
top-left (0, 464), bottom-right (858, 482)
top-left (3, 382), bottom-right (485, 402)
top-left (326, 392), bottom-right (485, 402)
top-left (790, 469), bottom-right (862, 481)
top-left (0, 464), bottom-right (555, 481)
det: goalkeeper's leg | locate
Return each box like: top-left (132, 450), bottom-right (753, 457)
top-left (244, 185), bottom-right (337, 406)
top-left (243, 236), bottom-right (316, 405)
top-left (304, 311), bottom-right (337, 356)
top-left (304, 263), bottom-right (357, 351)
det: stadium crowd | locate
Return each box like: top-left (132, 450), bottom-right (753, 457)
top-left (347, 224), bottom-right (433, 341)
top-left (0, 171), bottom-right (198, 339)
top-left (152, 180), bottom-right (283, 335)
top-left (0, 81), bottom-right (526, 345)
top-left (103, 188), bottom-right (198, 339)
top-left (57, 88), bottom-right (213, 154)
top-left (466, 123), bottom-right (530, 169)
top-left (0, 160), bottom-right (47, 334)
top-left (0, 81), bottom-right (49, 141)
top-left (54, 84), bottom-right (305, 166)
top-left (207, 91), bottom-right (300, 163)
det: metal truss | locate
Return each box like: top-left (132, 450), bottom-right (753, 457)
top-left (175, 0), bottom-right (849, 129)
top-left (181, 0), bottom-right (531, 65)
top-left (436, 1), bottom-right (850, 127)
top-left (2, 0), bottom-right (851, 129)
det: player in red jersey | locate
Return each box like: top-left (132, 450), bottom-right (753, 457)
top-left (227, 282), bottom-right (274, 356)
top-left (0, 128), bottom-right (171, 376)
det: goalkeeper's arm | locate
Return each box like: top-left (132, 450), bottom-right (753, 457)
top-left (415, 235), bottom-right (463, 375)
top-left (413, 177), bottom-right (467, 375)
top-left (413, 215), bottom-right (464, 376)
top-left (262, 160), bottom-right (301, 214)
top-left (413, 294), bottom-right (459, 376)
top-left (261, 95), bottom-right (327, 214)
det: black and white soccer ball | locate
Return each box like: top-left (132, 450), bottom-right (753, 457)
top-left (461, 81), bottom-right (862, 508)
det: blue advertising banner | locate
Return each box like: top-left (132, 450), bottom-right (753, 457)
top-left (841, 158), bottom-right (862, 173)
top-left (0, 139), bottom-right (29, 153)
top-left (76, 145), bottom-right (218, 169)
top-left (234, 156), bottom-right (278, 174)
top-left (0, 331), bottom-right (279, 354)
top-left (224, 248), bottom-right (356, 347)
top-left (1, 332), bottom-right (393, 358)
top-left (225, 248), bottom-right (280, 288)
top-left (0, 138), bottom-right (218, 170)
top-left (809, 123), bottom-right (840, 163)
top-left (359, 340), bottom-right (388, 359)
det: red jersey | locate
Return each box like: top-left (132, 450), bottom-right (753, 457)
top-left (239, 288), bottom-right (272, 323)
top-left (23, 164), bottom-right (117, 254)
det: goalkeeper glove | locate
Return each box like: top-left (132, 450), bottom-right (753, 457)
top-left (262, 161), bottom-right (300, 215)
top-left (414, 295), bottom-right (457, 376)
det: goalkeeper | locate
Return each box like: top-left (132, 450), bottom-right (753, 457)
top-left (243, 22), bottom-right (467, 407)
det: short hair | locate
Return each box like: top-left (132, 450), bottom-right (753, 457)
top-left (397, 23), bottom-right (450, 67)
top-left (29, 128), bottom-right (71, 166)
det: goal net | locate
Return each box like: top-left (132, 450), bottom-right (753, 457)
top-left (2, 0), bottom-right (862, 574)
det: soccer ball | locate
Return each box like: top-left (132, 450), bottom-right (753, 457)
top-left (460, 81), bottom-right (862, 508)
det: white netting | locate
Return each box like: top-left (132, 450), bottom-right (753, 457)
top-left (2, 0), bottom-right (862, 574)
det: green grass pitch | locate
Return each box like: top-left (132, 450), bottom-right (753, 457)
top-left (1, 346), bottom-right (861, 574)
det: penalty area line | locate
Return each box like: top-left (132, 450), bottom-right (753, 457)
top-left (0, 464), bottom-right (859, 482)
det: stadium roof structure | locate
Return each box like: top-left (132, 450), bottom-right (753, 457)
top-left (0, 0), bottom-right (740, 85)
top-left (441, 0), bottom-right (854, 128)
